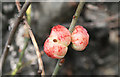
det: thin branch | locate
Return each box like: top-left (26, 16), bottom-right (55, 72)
top-left (16, 0), bottom-right (21, 12)
top-left (52, 60), bottom-right (61, 76)
top-left (23, 4), bottom-right (45, 77)
top-left (0, 1), bottom-right (31, 75)
top-left (11, 37), bottom-right (29, 76)
top-left (24, 21), bottom-right (45, 76)
top-left (15, 0), bottom-right (45, 76)
top-left (52, 1), bottom-right (85, 77)
top-left (10, 1), bottom-right (30, 76)
top-left (69, 1), bottom-right (85, 33)
top-left (52, 59), bottom-right (65, 77)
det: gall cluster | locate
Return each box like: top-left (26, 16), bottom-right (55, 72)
top-left (44, 25), bottom-right (89, 59)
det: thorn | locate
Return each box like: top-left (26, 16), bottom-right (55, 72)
top-left (59, 63), bottom-right (62, 66)
top-left (18, 48), bottom-right (22, 53)
top-left (73, 15), bottom-right (76, 19)
top-left (38, 69), bottom-right (42, 74)
top-left (17, 13), bottom-right (21, 18)
top-left (29, 27), bottom-right (32, 30)
top-left (59, 58), bottom-right (65, 66)
top-left (8, 26), bottom-right (12, 31)
top-left (41, 50), bottom-right (44, 55)
top-left (20, 18), bottom-right (25, 23)
top-left (7, 45), bottom-right (10, 48)
top-left (60, 58), bottom-right (65, 64)
top-left (21, 21), bottom-right (25, 25)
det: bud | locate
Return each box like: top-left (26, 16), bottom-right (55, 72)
top-left (71, 25), bottom-right (89, 51)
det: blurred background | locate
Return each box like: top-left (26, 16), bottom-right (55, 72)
top-left (1, 2), bottom-right (119, 76)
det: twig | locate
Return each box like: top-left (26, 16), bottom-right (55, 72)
top-left (24, 3), bottom-right (45, 77)
top-left (69, 1), bottom-right (85, 33)
top-left (24, 21), bottom-right (45, 76)
top-left (52, 1), bottom-right (85, 77)
top-left (52, 59), bottom-right (65, 77)
top-left (16, 0), bottom-right (21, 12)
top-left (11, 1), bottom-right (30, 76)
top-left (0, 1), bottom-right (31, 75)
top-left (15, 0), bottom-right (45, 76)
top-left (11, 37), bottom-right (29, 76)
top-left (52, 60), bottom-right (61, 77)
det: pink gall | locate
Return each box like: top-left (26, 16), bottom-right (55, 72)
top-left (71, 25), bottom-right (89, 51)
top-left (49, 25), bottom-right (71, 46)
top-left (44, 25), bottom-right (71, 59)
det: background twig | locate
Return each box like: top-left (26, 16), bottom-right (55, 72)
top-left (69, 1), bottom-right (85, 33)
top-left (11, 0), bottom-right (30, 75)
top-left (0, 1), bottom-right (31, 75)
top-left (52, 1), bottom-right (85, 77)
top-left (14, 0), bottom-right (45, 76)
top-left (24, 20), bottom-right (45, 76)
top-left (11, 37), bottom-right (29, 76)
